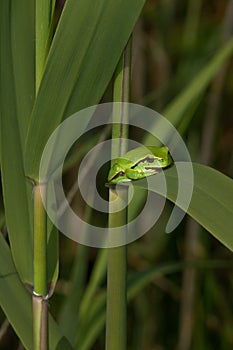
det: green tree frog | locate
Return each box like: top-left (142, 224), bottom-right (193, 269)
top-left (107, 146), bottom-right (173, 185)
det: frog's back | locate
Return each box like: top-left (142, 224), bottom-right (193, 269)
top-left (124, 146), bottom-right (155, 163)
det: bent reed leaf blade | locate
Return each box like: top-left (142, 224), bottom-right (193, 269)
top-left (24, 0), bottom-right (145, 181)
top-left (134, 163), bottom-right (233, 251)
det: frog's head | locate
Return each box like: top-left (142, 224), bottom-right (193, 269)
top-left (148, 146), bottom-right (173, 168)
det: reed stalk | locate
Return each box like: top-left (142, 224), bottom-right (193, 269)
top-left (33, 184), bottom-right (48, 350)
top-left (106, 38), bottom-right (131, 350)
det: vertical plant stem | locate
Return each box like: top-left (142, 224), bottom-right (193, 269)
top-left (106, 39), bottom-right (132, 350)
top-left (33, 184), bottom-right (48, 350)
top-left (34, 185), bottom-right (47, 295)
top-left (106, 199), bottom-right (128, 350)
top-left (33, 2), bottom-right (56, 348)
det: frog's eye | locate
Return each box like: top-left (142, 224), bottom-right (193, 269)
top-left (147, 157), bottom-right (155, 163)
